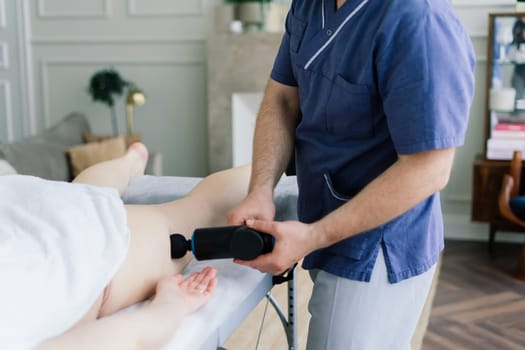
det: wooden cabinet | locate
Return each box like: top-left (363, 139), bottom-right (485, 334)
top-left (472, 156), bottom-right (511, 222)
top-left (472, 155), bottom-right (525, 244)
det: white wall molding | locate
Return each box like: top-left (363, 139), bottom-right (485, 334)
top-left (444, 195), bottom-right (471, 204)
top-left (37, 0), bottom-right (111, 19)
top-left (0, 41), bottom-right (8, 69)
top-left (40, 57), bottom-right (205, 66)
top-left (477, 55), bottom-right (488, 63)
top-left (0, 80), bottom-right (14, 141)
top-left (445, 213), bottom-right (525, 243)
top-left (0, 0), bottom-right (6, 28)
top-left (127, 0), bottom-right (204, 17)
top-left (31, 37), bottom-right (206, 45)
top-left (39, 57), bottom-right (205, 128)
top-left (470, 31), bottom-right (488, 39)
top-left (19, 0), bottom-right (36, 135)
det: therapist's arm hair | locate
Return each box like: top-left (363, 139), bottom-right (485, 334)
top-left (249, 79), bottom-right (301, 194)
top-left (36, 268), bottom-right (217, 350)
top-left (312, 148), bottom-right (456, 249)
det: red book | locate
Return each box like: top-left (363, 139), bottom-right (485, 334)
top-left (494, 123), bottom-right (525, 131)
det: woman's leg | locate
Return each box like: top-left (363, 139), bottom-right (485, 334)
top-left (70, 143), bottom-right (150, 326)
top-left (72, 142), bottom-right (148, 196)
top-left (71, 142), bottom-right (250, 316)
top-left (98, 164), bottom-right (252, 316)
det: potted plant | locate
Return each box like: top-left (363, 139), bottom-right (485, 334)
top-left (88, 69), bottom-right (130, 136)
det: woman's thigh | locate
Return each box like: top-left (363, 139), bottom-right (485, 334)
top-left (98, 204), bottom-right (191, 316)
top-left (98, 165), bottom-right (250, 316)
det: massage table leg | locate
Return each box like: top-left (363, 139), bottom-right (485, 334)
top-left (267, 267), bottom-right (297, 350)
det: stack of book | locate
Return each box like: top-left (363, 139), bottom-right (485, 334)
top-left (487, 113), bottom-right (525, 160)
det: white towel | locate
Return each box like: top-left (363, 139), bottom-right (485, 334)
top-left (0, 175), bottom-right (130, 349)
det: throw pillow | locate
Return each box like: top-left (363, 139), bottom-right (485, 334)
top-left (0, 159), bottom-right (17, 175)
top-left (0, 112), bottom-right (91, 181)
top-left (67, 136), bottom-right (127, 177)
top-left (83, 133), bottom-right (141, 148)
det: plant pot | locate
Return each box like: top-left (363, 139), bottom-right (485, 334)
top-left (235, 2), bottom-right (263, 30)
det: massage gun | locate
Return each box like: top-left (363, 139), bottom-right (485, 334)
top-left (170, 225), bottom-right (274, 261)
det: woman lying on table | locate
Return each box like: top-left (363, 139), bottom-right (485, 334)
top-left (0, 143), bottom-right (251, 350)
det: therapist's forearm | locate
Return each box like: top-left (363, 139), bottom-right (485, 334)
top-left (312, 148), bottom-right (456, 248)
top-left (249, 79), bottom-right (300, 194)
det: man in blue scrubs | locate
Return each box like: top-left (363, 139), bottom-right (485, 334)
top-left (228, 0), bottom-right (475, 348)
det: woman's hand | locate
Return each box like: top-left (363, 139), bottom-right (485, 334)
top-left (150, 267), bottom-right (217, 316)
top-left (36, 268), bottom-right (218, 350)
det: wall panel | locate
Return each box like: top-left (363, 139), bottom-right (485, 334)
top-left (27, 0), bottom-right (214, 176)
top-left (33, 56), bottom-right (207, 176)
top-left (0, 80), bottom-right (13, 141)
top-left (0, 0), bottom-right (6, 28)
top-left (127, 0), bottom-right (204, 16)
top-left (0, 41), bottom-right (7, 69)
top-left (37, 0), bottom-right (110, 18)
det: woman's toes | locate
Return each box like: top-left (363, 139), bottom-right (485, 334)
top-left (127, 142), bottom-right (149, 176)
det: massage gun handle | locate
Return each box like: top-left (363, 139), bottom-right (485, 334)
top-left (192, 225), bottom-right (274, 261)
top-left (169, 225), bottom-right (274, 261)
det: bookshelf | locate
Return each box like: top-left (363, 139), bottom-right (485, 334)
top-left (487, 110), bottom-right (525, 160)
top-left (484, 12), bottom-right (525, 160)
top-left (471, 13), bottom-right (525, 236)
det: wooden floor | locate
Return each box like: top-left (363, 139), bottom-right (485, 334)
top-left (423, 240), bottom-right (525, 350)
top-left (223, 239), bottom-right (525, 350)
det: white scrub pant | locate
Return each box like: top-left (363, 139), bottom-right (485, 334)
top-left (306, 248), bottom-right (436, 350)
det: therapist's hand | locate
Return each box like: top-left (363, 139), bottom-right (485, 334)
top-left (227, 188), bottom-right (276, 225)
top-left (234, 219), bottom-right (319, 275)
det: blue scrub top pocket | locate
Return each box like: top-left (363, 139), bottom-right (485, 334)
top-left (321, 172), bottom-right (367, 260)
top-left (325, 74), bottom-right (376, 138)
top-left (288, 14), bottom-right (307, 53)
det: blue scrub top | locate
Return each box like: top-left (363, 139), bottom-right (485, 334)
top-left (271, 0), bottom-right (475, 283)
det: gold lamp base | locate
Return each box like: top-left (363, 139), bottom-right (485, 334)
top-left (125, 87), bottom-right (146, 135)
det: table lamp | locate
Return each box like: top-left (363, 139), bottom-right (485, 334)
top-left (126, 86), bottom-right (146, 135)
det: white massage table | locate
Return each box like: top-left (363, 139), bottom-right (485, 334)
top-left (122, 175), bottom-right (299, 350)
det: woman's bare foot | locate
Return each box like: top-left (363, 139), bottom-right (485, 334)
top-left (126, 142), bottom-right (149, 177)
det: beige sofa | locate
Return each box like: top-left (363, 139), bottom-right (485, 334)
top-left (0, 112), bottom-right (162, 179)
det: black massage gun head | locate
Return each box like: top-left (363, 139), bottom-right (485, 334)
top-left (170, 233), bottom-right (191, 259)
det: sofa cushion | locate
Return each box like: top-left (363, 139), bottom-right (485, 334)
top-left (83, 133), bottom-right (142, 148)
top-left (67, 136), bottom-right (127, 177)
top-left (0, 112), bottom-right (90, 181)
top-left (0, 160), bottom-right (17, 175)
